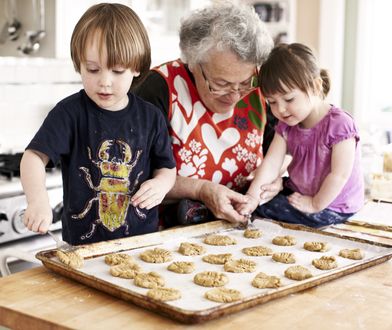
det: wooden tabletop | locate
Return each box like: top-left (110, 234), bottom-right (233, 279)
top-left (1, 259), bottom-right (392, 330)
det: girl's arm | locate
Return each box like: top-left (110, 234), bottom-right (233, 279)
top-left (289, 138), bottom-right (356, 213)
top-left (20, 149), bottom-right (52, 233)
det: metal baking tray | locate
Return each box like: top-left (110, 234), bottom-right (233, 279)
top-left (36, 220), bottom-right (392, 324)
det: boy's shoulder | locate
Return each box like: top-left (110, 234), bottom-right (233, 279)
top-left (130, 92), bottom-right (164, 117)
top-left (56, 90), bottom-right (84, 108)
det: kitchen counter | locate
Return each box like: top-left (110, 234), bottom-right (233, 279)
top-left (0, 259), bottom-right (391, 329)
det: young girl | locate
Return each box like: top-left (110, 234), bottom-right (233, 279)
top-left (239, 43), bottom-right (364, 227)
top-left (20, 3), bottom-right (176, 245)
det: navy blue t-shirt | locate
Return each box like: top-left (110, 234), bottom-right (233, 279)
top-left (27, 90), bottom-right (175, 245)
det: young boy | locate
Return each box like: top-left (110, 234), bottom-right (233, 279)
top-left (20, 3), bottom-right (176, 245)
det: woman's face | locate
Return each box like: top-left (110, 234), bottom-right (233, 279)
top-left (190, 50), bottom-right (256, 114)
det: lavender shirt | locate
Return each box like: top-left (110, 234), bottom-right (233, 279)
top-left (276, 106), bottom-right (364, 213)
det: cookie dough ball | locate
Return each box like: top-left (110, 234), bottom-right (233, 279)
top-left (242, 245), bottom-right (273, 256)
top-left (224, 259), bottom-right (257, 273)
top-left (178, 242), bottom-right (206, 256)
top-left (194, 271), bottom-right (229, 287)
top-left (140, 248), bottom-right (173, 263)
top-left (244, 228), bottom-right (262, 239)
top-left (110, 262), bottom-right (141, 279)
top-left (147, 287), bottom-right (181, 301)
top-left (202, 253), bottom-right (233, 265)
top-left (252, 272), bottom-right (282, 289)
top-left (312, 256), bottom-right (338, 270)
top-left (167, 261), bottom-right (195, 274)
top-left (284, 265), bottom-right (312, 281)
top-left (272, 252), bottom-right (296, 264)
top-left (104, 253), bottom-right (134, 265)
top-left (134, 272), bottom-right (165, 289)
top-left (203, 235), bottom-right (237, 246)
top-left (204, 287), bottom-right (243, 303)
top-left (339, 248), bottom-right (364, 260)
top-left (272, 235), bottom-right (296, 246)
top-left (303, 241), bottom-right (330, 252)
top-left (57, 250), bottom-right (84, 269)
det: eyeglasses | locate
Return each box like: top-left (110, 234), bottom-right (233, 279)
top-left (199, 63), bottom-right (258, 96)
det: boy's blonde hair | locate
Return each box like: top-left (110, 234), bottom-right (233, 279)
top-left (70, 3), bottom-right (151, 85)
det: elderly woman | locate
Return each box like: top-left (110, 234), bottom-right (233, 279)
top-left (133, 2), bottom-right (280, 226)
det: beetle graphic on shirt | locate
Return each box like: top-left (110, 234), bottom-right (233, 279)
top-left (72, 139), bottom-right (145, 240)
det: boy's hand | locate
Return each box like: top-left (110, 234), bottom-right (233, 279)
top-left (131, 178), bottom-right (169, 210)
top-left (23, 202), bottom-right (53, 233)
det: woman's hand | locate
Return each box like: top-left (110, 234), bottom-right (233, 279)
top-left (198, 181), bottom-right (249, 224)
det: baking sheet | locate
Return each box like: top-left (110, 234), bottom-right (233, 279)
top-left (36, 220), bottom-right (392, 323)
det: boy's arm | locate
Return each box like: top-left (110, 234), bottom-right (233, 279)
top-left (289, 138), bottom-right (356, 213)
top-left (131, 167), bottom-right (176, 210)
top-left (20, 149), bottom-right (53, 233)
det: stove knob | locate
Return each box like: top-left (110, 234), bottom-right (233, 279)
top-left (0, 212), bottom-right (7, 221)
top-left (12, 209), bottom-right (28, 234)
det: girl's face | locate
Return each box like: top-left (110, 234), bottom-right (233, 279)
top-left (266, 87), bottom-right (319, 128)
top-left (80, 33), bottom-right (139, 111)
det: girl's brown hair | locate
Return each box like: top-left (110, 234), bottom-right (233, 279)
top-left (70, 3), bottom-right (151, 86)
top-left (259, 43), bottom-right (330, 99)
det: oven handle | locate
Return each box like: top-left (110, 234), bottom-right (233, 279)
top-left (0, 248), bottom-right (39, 276)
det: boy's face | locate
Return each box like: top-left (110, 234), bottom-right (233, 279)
top-left (80, 34), bottom-right (140, 111)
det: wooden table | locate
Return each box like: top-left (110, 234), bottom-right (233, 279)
top-left (1, 259), bottom-right (392, 330)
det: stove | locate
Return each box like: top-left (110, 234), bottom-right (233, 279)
top-left (0, 153), bottom-right (63, 245)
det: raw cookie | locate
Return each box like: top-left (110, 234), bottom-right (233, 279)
top-left (57, 250), bottom-right (83, 269)
top-left (339, 248), bottom-right (364, 260)
top-left (203, 234), bottom-right (237, 246)
top-left (147, 287), bottom-right (181, 301)
top-left (252, 272), bottom-right (282, 289)
top-left (284, 265), bottom-right (312, 281)
top-left (303, 241), bottom-right (330, 252)
top-left (202, 253), bottom-right (233, 265)
top-left (272, 252), bottom-right (296, 264)
top-left (312, 256), bottom-right (338, 270)
top-left (244, 228), bottom-right (262, 239)
top-left (134, 272), bottom-right (165, 288)
top-left (204, 287), bottom-right (243, 303)
top-left (167, 261), bottom-right (195, 274)
top-left (272, 235), bottom-right (296, 246)
top-left (110, 262), bottom-right (141, 279)
top-left (104, 253), bottom-right (134, 265)
top-left (242, 245), bottom-right (273, 256)
top-left (178, 242), bottom-right (206, 256)
top-left (194, 271), bottom-right (229, 287)
top-left (224, 259), bottom-right (257, 273)
top-left (140, 248), bottom-right (173, 263)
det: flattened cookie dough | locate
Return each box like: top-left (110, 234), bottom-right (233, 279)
top-left (194, 271), bottom-right (229, 287)
top-left (203, 235), bottom-right (237, 246)
top-left (224, 258), bottom-right (257, 273)
top-left (57, 250), bottom-right (83, 269)
top-left (303, 241), bottom-right (330, 252)
top-left (312, 256), bottom-right (338, 270)
top-left (202, 253), bottom-right (233, 265)
top-left (242, 245), bottom-right (273, 256)
top-left (339, 248), bottom-right (364, 260)
top-left (178, 242), bottom-right (206, 256)
top-left (272, 235), bottom-right (296, 246)
top-left (167, 261), bottom-right (195, 274)
top-left (110, 262), bottom-right (141, 279)
top-left (284, 265), bottom-right (312, 281)
top-left (147, 287), bottom-right (181, 301)
top-left (252, 272), bottom-right (281, 289)
top-left (244, 228), bottom-right (262, 239)
top-left (272, 252), bottom-right (296, 264)
top-left (134, 272), bottom-right (165, 288)
top-left (205, 287), bottom-right (243, 303)
top-left (140, 248), bottom-right (173, 263)
top-left (104, 253), bottom-right (134, 265)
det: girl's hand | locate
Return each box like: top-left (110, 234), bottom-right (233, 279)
top-left (236, 194), bottom-right (259, 217)
top-left (23, 202), bottom-right (53, 233)
top-left (288, 192), bottom-right (321, 213)
top-left (131, 178), bottom-right (169, 210)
